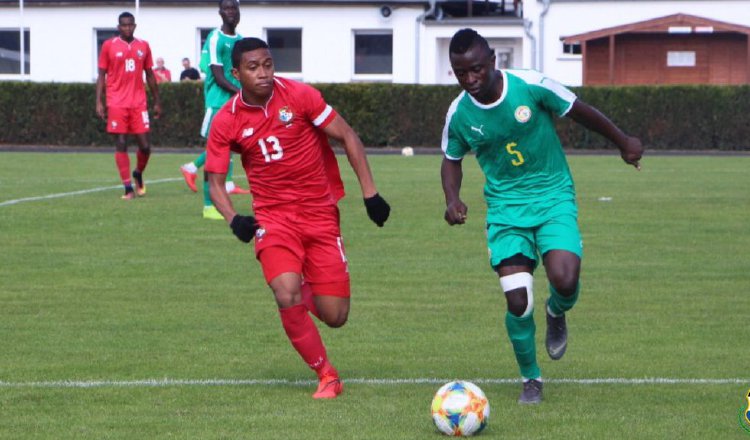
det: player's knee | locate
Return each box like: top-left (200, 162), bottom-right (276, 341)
top-left (500, 272), bottom-right (534, 318)
top-left (548, 271), bottom-right (578, 297)
top-left (323, 312), bottom-right (348, 328)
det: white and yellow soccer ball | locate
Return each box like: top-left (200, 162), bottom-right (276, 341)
top-left (431, 380), bottom-right (490, 436)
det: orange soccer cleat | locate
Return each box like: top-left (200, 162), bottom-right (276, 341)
top-left (229, 186), bottom-right (251, 195)
top-left (132, 171), bottom-right (147, 197)
top-left (180, 166), bottom-right (198, 192)
top-left (121, 191), bottom-right (136, 200)
top-left (313, 368), bottom-right (343, 399)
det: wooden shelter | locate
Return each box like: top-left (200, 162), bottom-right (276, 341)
top-left (561, 13), bottom-right (750, 85)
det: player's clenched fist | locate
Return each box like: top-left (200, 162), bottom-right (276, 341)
top-left (364, 193), bottom-right (391, 227)
top-left (230, 215), bottom-right (259, 243)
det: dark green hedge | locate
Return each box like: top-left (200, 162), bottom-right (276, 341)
top-left (1, 81), bottom-right (748, 150)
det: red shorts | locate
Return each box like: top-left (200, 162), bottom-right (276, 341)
top-left (254, 205), bottom-right (350, 297)
top-left (107, 106), bottom-right (150, 134)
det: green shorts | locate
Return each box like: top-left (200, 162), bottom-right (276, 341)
top-left (200, 107), bottom-right (220, 138)
top-left (486, 200), bottom-right (582, 269)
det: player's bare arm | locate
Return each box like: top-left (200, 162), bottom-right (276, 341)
top-left (144, 69), bottom-right (162, 119)
top-left (208, 171), bottom-right (258, 242)
top-left (322, 115), bottom-right (377, 198)
top-left (207, 171), bottom-right (236, 223)
top-left (441, 157), bottom-right (468, 225)
top-left (95, 68), bottom-right (107, 119)
top-left (211, 64), bottom-right (240, 95)
top-left (323, 114), bottom-right (390, 227)
top-left (567, 99), bottom-right (644, 169)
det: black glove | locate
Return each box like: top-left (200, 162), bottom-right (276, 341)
top-left (364, 193), bottom-right (390, 227)
top-left (230, 215), bottom-right (259, 243)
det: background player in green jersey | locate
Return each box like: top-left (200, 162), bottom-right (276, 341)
top-left (441, 29), bottom-right (643, 405)
top-left (180, 0), bottom-right (249, 220)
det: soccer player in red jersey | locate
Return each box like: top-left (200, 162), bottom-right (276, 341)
top-left (96, 12), bottom-right (162, 200)
top-left (205, 37), bottom-right (391, 399)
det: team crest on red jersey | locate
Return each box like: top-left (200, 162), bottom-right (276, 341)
top-left (278, 106), bottom-right (294, 125)
top-left (137, 49), bottom-right (144, 58)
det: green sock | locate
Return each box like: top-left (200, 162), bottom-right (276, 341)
top-left (194, 151), bottom-right (207, 168)
top-left (227, 158), bottom-right (234, 181)
top-left (505, 312), bottom-right (540, 379)
top-left (202, 171), bottom-right (212, 207)
top-left (548, 283), bottom-right (580, 316)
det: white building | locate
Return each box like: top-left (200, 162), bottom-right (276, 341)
top-left (0, 0), bottom-right (748, 86)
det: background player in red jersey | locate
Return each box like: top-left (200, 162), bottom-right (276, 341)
top-left (205, 37), bottom-right (391, 399)
top-left (96, 12), bottom-right (162, 200)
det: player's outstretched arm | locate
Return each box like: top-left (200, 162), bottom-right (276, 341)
top-left (323, 115), bottom-right (390, 227)
top-left (441, 157), bottom-right (468, 225)
top-left (567, 99), bottom-right (644, 169)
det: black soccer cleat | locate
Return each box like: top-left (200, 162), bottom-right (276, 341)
top-left (518, 379), bottom-right (543, 405)
top-left (545, 299), bottom-right (568, 360)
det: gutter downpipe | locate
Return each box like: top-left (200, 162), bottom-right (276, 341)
top-left (539, 0), bottom-right (551, 73)
top-left (524, 19), bottom-right (536, 70)
top-left (415, 0), bottom-right (438, 83)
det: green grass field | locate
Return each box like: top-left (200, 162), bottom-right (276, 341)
top-left (0, 151), bottom-right (748, 439)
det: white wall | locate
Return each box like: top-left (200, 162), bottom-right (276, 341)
top-left (541, 0), bottom-right (750, 85)
top-left (0, 3), bottom-right (425, 84)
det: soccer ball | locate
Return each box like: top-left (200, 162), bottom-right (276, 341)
top-left (431, 381), bottom-right (490, 436)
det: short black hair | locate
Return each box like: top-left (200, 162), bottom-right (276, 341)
top-left (118, 11), bottom-right (134, 23)
top-left (449, 28), bottom-right (491, 55)
top-left (231, 37), bottom-right (270, 68)
top-left (219, 0), bottom-right (239, 8)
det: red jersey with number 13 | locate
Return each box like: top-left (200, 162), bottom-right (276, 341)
top-left (98, 37), bottom-right (153, 108)
top-left (205, 77), bottom-right (345, 210)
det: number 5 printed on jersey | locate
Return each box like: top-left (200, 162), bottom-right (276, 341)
top-left (505, 142), bottom-right (525, 166)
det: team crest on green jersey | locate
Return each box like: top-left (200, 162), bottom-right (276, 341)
top-left (739, 389), bottom-right (750, 435)
top-left (279, 106), bottom-right (294, 125)
top-left (514, 105), bottom-right (531, 123)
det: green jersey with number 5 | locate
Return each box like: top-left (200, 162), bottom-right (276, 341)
top-left (441, 69), bottom-right (578, 227)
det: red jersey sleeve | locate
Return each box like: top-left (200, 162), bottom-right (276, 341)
top-left (142, 42), bottom-right (154, 71)
top-left (294, 81), bottom-right (345, 202)
top-left (98, 39), bottom-right (111, 70)
top-left (297, 82), bottom-right (337, 129)
top-left (205, 108), bottom-right (234, 175)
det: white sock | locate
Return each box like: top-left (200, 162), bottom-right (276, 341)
top-left (182, 162), bottom-right (198, 173)
top-left (225, 181), bottom-right (236, 192)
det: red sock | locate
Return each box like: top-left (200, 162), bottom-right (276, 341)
top-left (301, 282), bottom-right (321, 320)
top-left (279, 304), bottom-right (328, 375)
top-left (136, 149), bottom-right (151, 173)
top-left (114, 152), bottom-right (131, 185)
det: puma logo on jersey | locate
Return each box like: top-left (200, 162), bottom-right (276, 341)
top-left (242, 127), bottom-right (254, 138)
top-left (470, 125), bottom-right (484, 136)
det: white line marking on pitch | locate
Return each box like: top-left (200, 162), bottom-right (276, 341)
top-left (0, 178), bottom-right (182, 207)
top-left (0, 377), bottom-right (746, 389)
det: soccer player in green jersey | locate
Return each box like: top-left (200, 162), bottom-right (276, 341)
top-left (180, 0), bottom-right (250, 220)
top-left (441, 29), bottom-right (643, 405)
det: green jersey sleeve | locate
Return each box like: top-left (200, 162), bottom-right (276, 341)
top-left (507, 69), bottom-right (576, 117)
top-left (441, 93), bottom-right (470, 160)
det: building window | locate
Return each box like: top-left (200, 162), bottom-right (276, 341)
top-left (562, 42), bottom-right (581, 55)
top-left (354, 31), bottom-right (392, 75)
top-left (199, 28), bottom-right (212, 50)
top-left (267, 28), bottom-right (302, 73)
top-left (0, 29), bottom-right (30, 74)
top-left (494, 48), bottom-right (513, 69)
top-left (96, 29), bottom-right (118, 55)
top-left (667, 51), bottom-right (696, 67)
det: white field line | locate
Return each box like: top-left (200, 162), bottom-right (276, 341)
top-left (0, 377), bottom-right (746, 389)
top-left (0, 178), bottom-right (182, 207)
